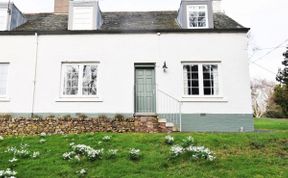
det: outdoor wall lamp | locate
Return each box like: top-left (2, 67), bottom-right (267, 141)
top-left (162, 61), bottom-right (168, 72)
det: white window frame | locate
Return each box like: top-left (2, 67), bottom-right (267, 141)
top-left (60, 62), bottom-right (99, 99)
top-left (186, 5), bottom-right (209, 29)
top-left (182, 62), bottom-right (222, 98)
top-left (0, 62), bottom-right (9, 101)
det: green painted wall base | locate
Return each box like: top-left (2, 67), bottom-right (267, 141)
top-left (181, 114), bottom-right (254, 132)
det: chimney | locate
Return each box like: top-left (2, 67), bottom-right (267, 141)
top-left (54, 0), bottom-right (69, 14)
top-left (212, 0), bottom-right (223, 13)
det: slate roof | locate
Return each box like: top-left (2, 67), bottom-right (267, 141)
top-left (14, 11), bottom-right (245, 32)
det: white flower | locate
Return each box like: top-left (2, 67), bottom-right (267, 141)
top-left (32, 151), bottom-right (40, 158)
top-left (129, 148), bottom-right (141, 160)
top-left (79, 169), bottom-right (86, 174)
top-left (77, 168), bottom-right (87, 176)
top-left (0, 135), bottom-right (4, 141)
top-left (170, 145), bottom-right (184, 157)
top-left (69, 142), bottom-right (75, 147)
top-left (165, 135), bottom-right (174, 144)
top-left (107, 149), bottom-right (118, 159)
top-left (63, 151), bottom-right (75, 160)
top-left (9, 157), bottom-right (18, 163)
top-left (102, 135), bottom-right (111, 142)
top-left (186, 146), bottom-right (216, 161)
top-left (0, 168), bottom-right (17, 177)
top-left (70, 144), bottom-right (104, 161)
top-left (39, 139), bottom-right (46, 143)
top-left (74, 155), bottom-right (81, 161)
top-left (40, 132), bottom-right (47, 137)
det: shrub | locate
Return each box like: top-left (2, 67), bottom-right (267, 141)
top-left (129, 148), bottom-right (141, 160)
top-left (164, 135), bottom-right (174, 145)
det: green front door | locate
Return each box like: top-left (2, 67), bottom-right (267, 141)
top-left (135, 67), bottom-right (156, 114)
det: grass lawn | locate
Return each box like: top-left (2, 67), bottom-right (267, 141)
top-left (0, 119), bottom-right (287, 178)
top-left (254, 118), bottom-right (288, 130)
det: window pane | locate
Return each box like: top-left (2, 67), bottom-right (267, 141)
top-left (63, 65), bottom-right (79, 95)
top-left (0, 64), bottom-right (8, 96)
top-left (82, 65), bottom-right (97, 95)
top-left (203, 65), bottom-right (219, 95)
top-left (184, 65), bottom-right (199, 95)
top-left (188, 5), bottom-right (207, 28)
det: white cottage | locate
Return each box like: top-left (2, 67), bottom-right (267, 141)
top-left (0, 0), bottom-right (253, 132)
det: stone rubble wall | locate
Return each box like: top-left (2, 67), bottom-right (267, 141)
top-left (0, 116), bottom-right (172, 136)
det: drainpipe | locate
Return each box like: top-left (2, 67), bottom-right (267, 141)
top-left (31, 32), bottom-right (39, 117)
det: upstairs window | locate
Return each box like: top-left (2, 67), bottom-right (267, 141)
top-left (0, 63), bottom-right (9, 96)
top-left (61, 63), bottom-right (98, 97)
top-left (183, 63), bottom-right (219, 96)
top-left (187, 5), bottom-right (208, 29)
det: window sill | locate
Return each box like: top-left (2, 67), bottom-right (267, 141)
top-left (0, 97), bottom-right (10, 102)
top-left (181, 96), bottom-right (228, 102)
top-left (56, 97), bottom-right (103, 102)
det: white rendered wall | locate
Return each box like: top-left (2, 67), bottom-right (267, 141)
top-left (0, 35), bottom-right (36, 113)
top-left (0, 33), bottom-right (252, 115)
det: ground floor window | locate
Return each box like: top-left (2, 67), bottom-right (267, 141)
top-left (0, 63), bottom-right (8, 96)
top-left (183, 63), bottom-right (219, 96)
top-left (61, 63), bottom-right (98, 97)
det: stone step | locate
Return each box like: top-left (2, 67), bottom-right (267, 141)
top-left (158, 118), bottom-right (167, 123)
top-left (165, 122), bottom-right (174, 128)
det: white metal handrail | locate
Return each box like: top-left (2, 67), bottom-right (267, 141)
top-left (156, 87), bottom-right (182, 131)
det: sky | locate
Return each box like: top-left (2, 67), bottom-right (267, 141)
top-left (0, 0), bottom-right (288, 82)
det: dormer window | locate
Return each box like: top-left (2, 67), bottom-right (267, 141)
top-left (68, 0), bottom-right (103, 31)
top-left (187, 5), bottom-right (208, 29)
top-left (72, 6), bottom-right (94, 30)
top-left (177, 0), bottom-right (214, 29)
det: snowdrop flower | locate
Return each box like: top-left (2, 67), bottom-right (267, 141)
top-left (102, 135), bottom-right (111, 142)
top-left (170, 145), bottom-right (184, 157)
top-left (32, 151), bottom-right (40, 158)
top-left (40, 132), bottom-right (47, 137)
top-left (63, 151), bottom-right (76, 160)
top-left (39, 139), bottom-right (46, 143)
top-left (129, 148), bottom-right (141, 160)
top-left (0, 135), bottom-right (4, 141)
top-left (165, 135), bottom-right (174, 145)
top-left (74, 155), bottom-right (81, 161)
top-left (9, 157), bottom-right (18, 163)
